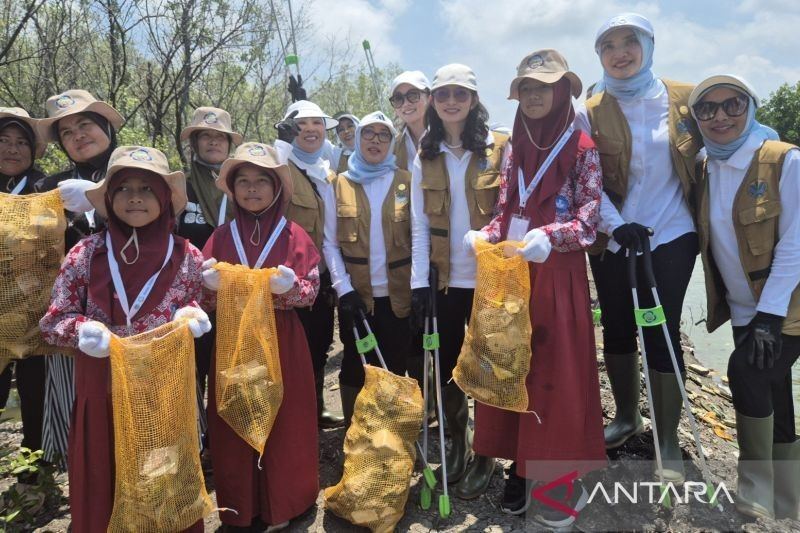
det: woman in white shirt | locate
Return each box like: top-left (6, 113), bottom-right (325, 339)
top-left (574, 13), bottom-right (703, 484)
top-left (691, 75), bottom-right (800, 521)
top-left (389, 71), bottom-right (431, 171)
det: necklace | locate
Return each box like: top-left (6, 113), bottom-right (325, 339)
top-left (444, 141), bottom-right (463, 149)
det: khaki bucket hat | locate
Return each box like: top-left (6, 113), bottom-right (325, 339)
top-left (86, 146), bottom-right (187, 217)
top-left (179, 106), bottom-right (243, 145)
top-left (217, 142), bottom-right (293, 209)
top-left (0, 107), bottom-right (47, 158)
top-left (508, 49), bottom-right (583, 100)
top-left (40, 90), bottom-right (124, 142)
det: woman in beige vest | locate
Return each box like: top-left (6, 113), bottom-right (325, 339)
top-left (691, 75), bottom-right (799, 521)
top-left (389, 71), bottom-right (431, 171)
top-left (331, 113), bottom-right (359, 174)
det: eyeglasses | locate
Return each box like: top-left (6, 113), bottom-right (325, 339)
top-left (692, 95), bottom-right (749, 121)
top-left (360, 128), bottom-right (393, 143)
top-left (336, 123), bottom-right (355, 134)
top-left (389, 89), bottom-right (424, 108)
top-left (432, 87), bottom-right (472, 104)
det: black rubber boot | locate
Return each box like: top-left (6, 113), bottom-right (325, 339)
top-left (316, 373), bottom-right (344, 429)
top-left (453, 454), bottom-right (496, 500)
top-left (603, 352), bottom-right (644, 448)
top-left (441, 384), bottom-right (471, 484)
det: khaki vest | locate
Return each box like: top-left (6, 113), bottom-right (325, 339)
top-left (420, 131), bottom-right (509, 289)
top-left (336, 152), bottom-right (349, 174)
top-left (334, 170), bottom-right (413, 318)
top-left (696, 140), bottom-right (800, 334)
top-left (284, 162), bottom-right (333, 254)
top-left (394, 128), bottom-right (411, 171)
top-left (585, 79), bottom-right (703, 254)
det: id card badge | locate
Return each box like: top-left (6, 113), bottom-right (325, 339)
top-left (508, 214), bottom-right (530, 242)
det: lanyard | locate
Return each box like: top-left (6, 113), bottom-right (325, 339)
top-left (217, 195), bottom-right (228, 226)
top-left (9, 176), bottom-right (27, 195)
top-left (517, 125), bottom-right (574, 210)
top-left (106, 232), bottom-right (175, 328)
top-left (230, 216), bottom-right (287, 269)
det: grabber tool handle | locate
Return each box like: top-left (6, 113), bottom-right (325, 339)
top-left (640, 237), bottom-right (657, 289)
top-left (627, 244), bottom-right (639, 289)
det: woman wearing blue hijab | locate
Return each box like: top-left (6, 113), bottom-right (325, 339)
top-left (575, 13), bottom-right (704, 484)
top-left (691, 75), bottom-right (800, 521)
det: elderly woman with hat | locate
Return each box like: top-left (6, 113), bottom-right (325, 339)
top-left (574, 13), bottom-right (704, 484)
top-left (690, 75), bottom-right (800, 520)
top-left (331, 112), bottom-right (360, 174)
top-left (465, 49), bottom-right (605, 526)
top-left (410, 63), bottom-right (509, 499)
top-left (40, 145), bottom-right (210, 533)
top-left (389, 71), bottom-right (431, 171)
top-left (274, 100), bottom-right (345, 429)
top-left (200, 142), bottom-right (320, 531)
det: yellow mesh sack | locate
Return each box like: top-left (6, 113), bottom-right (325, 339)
top-left (213, 262), bottom-right (283, 454)
top-left (324, 365), bottom-right (424, 533)
top-left (0, 190), bottom-right (65, 360)
top-left (108, 320), bottom-right (213, 533)
top-left (453, 240), bottom-right (532, 412)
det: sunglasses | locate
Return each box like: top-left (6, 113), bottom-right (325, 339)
top-left (389, 89), bottom-right (424, 108)
top-left (360, 128), bottom-right (393, 143)
top-left (432, 87), bottom-right (472, 104)
top-left (692, 95), bottom-right (749, 121)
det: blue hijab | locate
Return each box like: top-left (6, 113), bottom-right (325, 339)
top-left (291, 140), bottom-right (324, 165)
top-left (345, 121), bottom-right (397, 185)
top-left (595, 27), bottom-right (658, 101)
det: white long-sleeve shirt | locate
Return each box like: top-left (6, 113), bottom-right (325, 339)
top-left (575, 81), bottom-right (695, 252)
top-left (322, 171), bottom-right (395, 298)
top-left (707, 132), bottom-right (800, 324)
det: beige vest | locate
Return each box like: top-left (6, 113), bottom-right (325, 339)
top-left (394, 128), bottom-right (411, 171)
top-left (334, 170), bottom-right (413, 317)
top-left (284, 162), bottom-right (334, 254)
top-left (336, 152), bottom-right (349, 174)
top-left (419, 131), bottom-right (509, 289)
top-left (696, 140), bottom-right (800, 334)
top-left (585, 79), bottom-right (703, 254)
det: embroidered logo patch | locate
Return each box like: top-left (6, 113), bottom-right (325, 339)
top-left (248, 144), bottom-right (267, 156)
top-left (478, 158), bottom-right (490, 171)
top-left (748, 181), bottom-right (767, 198)
top-left (395, 185), bottom-right (409, 206)
top-left (527, 55), bottom-right (545, 70)
top-left (203, 112), bottom-right (218, 124)
top-left (677, 118), bottom-right (690, 135)
top-left (129, 148), bottom-right (153, 162)
top-left (555, 194), bottom-right (570, 213)
top-left (56, 95), bottom-right (75, 109)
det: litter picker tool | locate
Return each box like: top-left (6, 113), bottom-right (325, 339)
top-left (362, 40), bottom-right (382, 108)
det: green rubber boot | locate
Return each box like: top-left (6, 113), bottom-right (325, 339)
top-left (452, 455), bottom-right (496, 500)
top-left (441, 384), bottom-right (472, 484)
top-left (772, 438), bottom-right (799, 519)
top-left (649, 370), bottom-right (686, 484)
top-left (603, 352), bottom-right (644, 449)
top-left (735, 412), bottom-right (775, 519)
top-left (339, 385), bottom-right (361, 433)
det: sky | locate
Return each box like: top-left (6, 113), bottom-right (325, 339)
top-left (300, 0), bottom-right (800, 127)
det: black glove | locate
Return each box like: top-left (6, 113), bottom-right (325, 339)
top-left (410, 287), bottom-right (432, 335)
top-left (288, 74), bottom-right (307, 102)
top-left (276, 110), bottom-right (300, 143)
top-left (612, 223), bottom-right (654, 253)
top-left (744, 311), bottom-right (784, 369)
top-left (338, 290), bottom-right (367, 331)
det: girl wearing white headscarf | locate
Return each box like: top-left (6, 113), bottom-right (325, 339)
top-left (331, 112), bottom-right (360, 173)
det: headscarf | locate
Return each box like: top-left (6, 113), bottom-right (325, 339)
top-left (55, 111), bottom-right (118, 182)
top-left (695, 89), bottom-right (776, 161)
top-left (595, 27), bottom-right (658, 101)
top-left (291, 139), bottom-right (325, 165)
top-left (88, 170), bottom-right (186, 326)
top-left (0, 118), bottom-right (45, 192)
top-left (335, 114), bottom-right (360, 153)
top-left (188, 133), bottom-right (233, 227)
top-left (346, 119), bottom-right (397, 185)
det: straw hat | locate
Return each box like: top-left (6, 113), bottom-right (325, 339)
top-left (179, 106), bottom-right (243, 145)
top-left (0, 107), bottom-right (47, 158)
top-left (40, 90), bottom-right (124, 142)
top-left (217, 142), bottom-right (293, 207)
top-left (508, 49), bottom-right (582, 100)
top-left (86, 146), bottom-right (187, 217)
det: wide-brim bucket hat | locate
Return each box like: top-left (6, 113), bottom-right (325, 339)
top-left (216, 142), bottom-right (293, 211)
top-left (508, 49), bottom-right (582, 99)
top-left (0, 107), bottom-right (48, 158)
top-left (179, 106), bottom-right (243, 145)
top-left (275, 100), bottom-right (338, 131)
top-left (40, 90), bottom-right (124, 142)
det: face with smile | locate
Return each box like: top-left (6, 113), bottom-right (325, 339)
top-left (599, 28), bottom-right (643, 80)
top-left (111, 170), bottom-right (163, 227)
top-left (57, 113), bottom-right (111, 163)
top-left (391, 83), bottom-right (430, 127)
top-left (695, 87), bottom-right (750, 145)
top-left (294, 117), bottom-right (326, 153)
top-left (518, 79), bottom-right (555, 120)
top-left (336, 118), bottom-right (356, 148)
top-left (196, 130), bottom-right (230, 165)
top-left (432, 85), bottom-right (477, 126)
top-left (233, 164), bottom-right (276, 213)
top-left (0, 124), bottom-right (33, 177)
top-left (359, 124), bottom-right (393, 165)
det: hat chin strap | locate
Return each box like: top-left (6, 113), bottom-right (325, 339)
top-left (119, 229), bottom-right (140, 265)
top-left (246, 184), bottom-right (282, 246)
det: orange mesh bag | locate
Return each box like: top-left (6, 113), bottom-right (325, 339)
top-left (0, 190), bottom-right (65, 360)
top-left (213, 262), bottom-right (283, 454)
top-left (324, 365), bottom-right (424, 533)
top-left (108, 320), bottom-right (213, 532)
top-left (453, 239), bottom-right (532, 412)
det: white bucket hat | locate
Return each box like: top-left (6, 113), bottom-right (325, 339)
top-left (276, 100), bottom-right (338, 131)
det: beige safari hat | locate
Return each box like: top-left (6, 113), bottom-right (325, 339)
top-left (508, 49), bottom-right (582, 100)
top-left (0, 107), bottom-right (47, 158)
top-left (179, 106), bottom-right (243, 145)
top-left (217, 142), bottom-right (293, 208)
top-left (86, 146), bottom-right (187, 217)
top-left (40, 90), bottom-right (124, 142)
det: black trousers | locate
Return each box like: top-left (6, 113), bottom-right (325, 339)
top-left (0, 356), bottom-right (46, 451)
top-left (296, 271), bottom-right (336, 379)
top-left (729, 327), bottom-right (800, 443)
top-left (589, 232), bottom-right (698, 373)
top-left (432, 288), bottom-right (474, 385)
top-left (339, 297), bottom-right (411, 388)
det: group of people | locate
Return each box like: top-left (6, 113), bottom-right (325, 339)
top-left (0, 10), bottom-right (797, 532)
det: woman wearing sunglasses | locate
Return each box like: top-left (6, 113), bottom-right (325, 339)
top-left (331, 113), bottom-right (359, 174)
top-left (574, 13), bottom-right (703, 484)
top-left (322, 111), bottom-right (413, 426)
top-left (389, 71), bottom-right (431, 171)
top-left (691, 75), bottom-right (800, 521)
top-left (410, 64), bottom-right (509, 499)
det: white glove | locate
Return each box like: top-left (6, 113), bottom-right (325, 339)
top-left (201, 258), bottom-right (220, 291)
top-left (173, 306), bottom-right (212, 338)
top-left (516, 228), bottom-right (552, 263)
top-left (463, 230), bottom-right (489, 254)
top-left (270, 265), bottom-right (297, 295)
top-left (77, 321), bottom-right (111, 358)
top-left (57, 179), bottom-right (95, 213)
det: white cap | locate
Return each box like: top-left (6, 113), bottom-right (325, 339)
top-left (277, 100), bottom-right (338, 130)
top-left (390, 71), bottom-right (431, 94)
top-left (431, 64), bottom-right (478, 92)
top-left (595, 13), bottom-right (654, 48)
top-left (358, 111), bottom-right (397, 137)
top-left (689, 74), bottom-right (760, 108)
